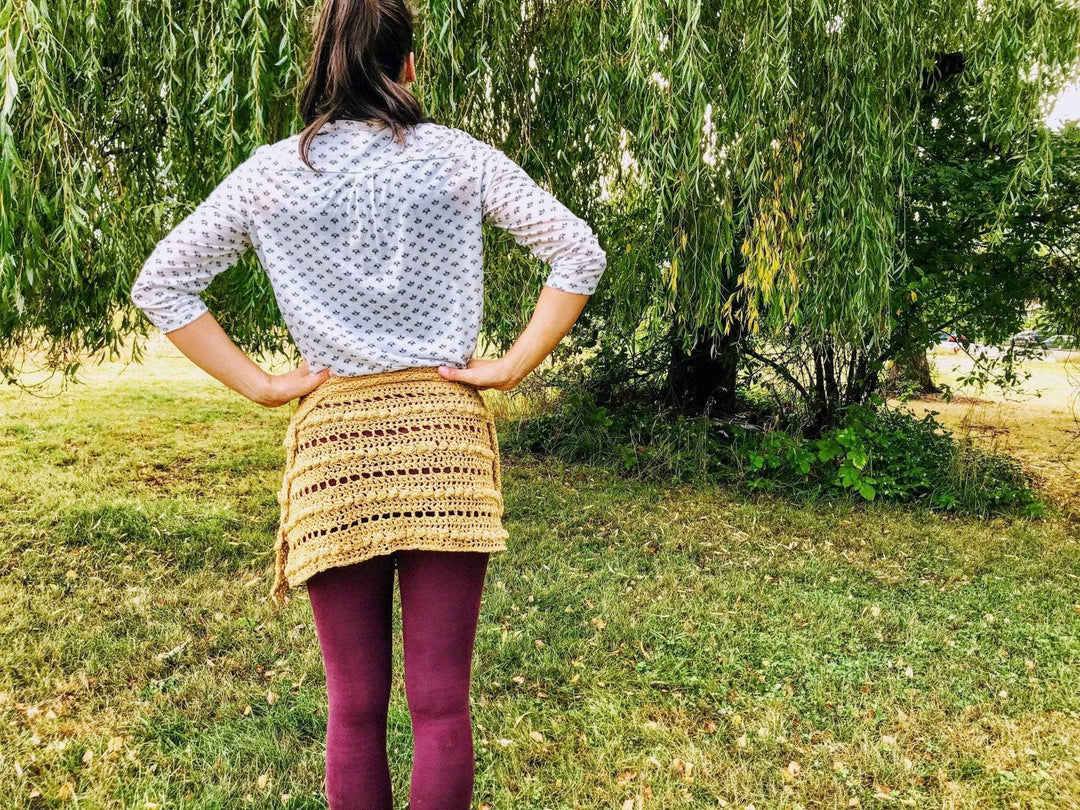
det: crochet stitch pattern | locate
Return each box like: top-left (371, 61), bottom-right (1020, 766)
top-left (270, 365), bottom-right (509, 606)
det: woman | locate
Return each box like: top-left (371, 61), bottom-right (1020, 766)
top-left (129, 0), bottom-right (606, 807)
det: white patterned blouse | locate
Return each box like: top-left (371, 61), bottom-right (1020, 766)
top-left (130, 118), bottom-right (607, 376)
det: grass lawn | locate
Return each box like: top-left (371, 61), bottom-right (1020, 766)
top-left (1, 336), bottom-right (1078, 809)
top-left (899, 347), bottom-right (1080, 512)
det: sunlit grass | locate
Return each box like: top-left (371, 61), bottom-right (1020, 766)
top-left (1, 337), bottom-right (1078, 809)
top-left (898, 348), bottom-right (1080, 511)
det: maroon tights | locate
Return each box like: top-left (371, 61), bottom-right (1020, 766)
top-left (305, 549), bottom-right (490, 810)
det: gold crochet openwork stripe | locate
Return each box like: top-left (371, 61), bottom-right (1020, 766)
top-left (270, 366), bottom-right (509, 606)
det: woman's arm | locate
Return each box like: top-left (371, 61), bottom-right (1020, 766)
top-left (439, 285), bottom-right (590, 390)
top-left (438, 143), bottom-right (606, 390)
top-left (131, 148), bottom-right (328, 406)
top-left (163, 310), bottom-right (329, 407)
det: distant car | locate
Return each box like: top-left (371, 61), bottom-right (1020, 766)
top-left (937, 332), bottom-right (968, 345)
top-left (1043, 334), bottom-right (1077, 349)
top-left (1009, 330), bottom-right (1043, 348)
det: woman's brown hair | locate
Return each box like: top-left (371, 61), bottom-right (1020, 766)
top-left (297, 0), bottom-right (434, 170)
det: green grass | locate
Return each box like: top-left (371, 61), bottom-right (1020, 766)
top-left (1, 354), bottom-right (1079, 809)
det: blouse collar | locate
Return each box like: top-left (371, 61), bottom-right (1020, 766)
top-left (323, 117), bottom-right (388, 131)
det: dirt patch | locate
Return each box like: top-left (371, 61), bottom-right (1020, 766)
top-left (912, 393), bottom-right (995, 406)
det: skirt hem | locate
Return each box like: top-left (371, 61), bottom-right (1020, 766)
top-left (271, 535), bottom-right (509, 606)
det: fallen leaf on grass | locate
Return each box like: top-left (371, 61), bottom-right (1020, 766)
top-left (155, 641), bottom-right (189, 661)
top-left (873, 784), bottom-right (894, 802)
top-left (671, 758), bottom-right (694, 783)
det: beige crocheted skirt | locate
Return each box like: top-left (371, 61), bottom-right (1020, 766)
top-left (269, 365), bottom-right (509, 606)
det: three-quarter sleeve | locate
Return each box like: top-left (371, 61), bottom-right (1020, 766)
top-left (479, 145), bottom-right (606, 295)
top-left (130, 150), bottom-right (261, 334)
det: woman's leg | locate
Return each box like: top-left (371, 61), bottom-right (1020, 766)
top-left (306, 554), bottom-right (397, 810)
top-left (396, 549), bottom-right (490, 810)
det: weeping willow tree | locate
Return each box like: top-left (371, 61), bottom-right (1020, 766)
top-left (2, 0), bottom-right (1078, 419)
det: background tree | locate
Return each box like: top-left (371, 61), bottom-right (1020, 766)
top-left (889, 106), bottom-right (1080, 398)
top-left (2, 0), bottom-right (1078, 423)
top-left (732, 66), bottom-right (1080, 429)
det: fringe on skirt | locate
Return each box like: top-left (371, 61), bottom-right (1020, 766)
top-left (269, 365), bottom-right (509, 607)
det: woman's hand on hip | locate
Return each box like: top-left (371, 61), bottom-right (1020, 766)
top-left (437, 357), bottom-right (522, 391)
top-left (259, 360), bottom-right (331, 407)
top-left (438, 287), bottom-right (589, 392)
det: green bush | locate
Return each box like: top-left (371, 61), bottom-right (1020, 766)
top-left (500, 389), bottom-right (1044, 517)
top-left (727, 397), bottom-right (1043, 515)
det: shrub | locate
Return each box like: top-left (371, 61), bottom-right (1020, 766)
top-left (500, 388), bottom-right (1044, 517)
top-left (727, 397), bottom-right (1042, 515)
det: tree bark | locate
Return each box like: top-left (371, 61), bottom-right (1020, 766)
top-left (664, 322), bottom-right (742, 416)
top-left (889, 350), bottom-right (940, 395)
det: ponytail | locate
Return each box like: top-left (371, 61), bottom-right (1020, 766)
top-left (297, 0), bottom-right (432, 171)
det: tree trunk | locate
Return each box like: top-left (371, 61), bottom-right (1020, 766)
top-left (889, 350), bottom-right (940, 395)
top-left (664, 322), bottom-right (742, 416)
